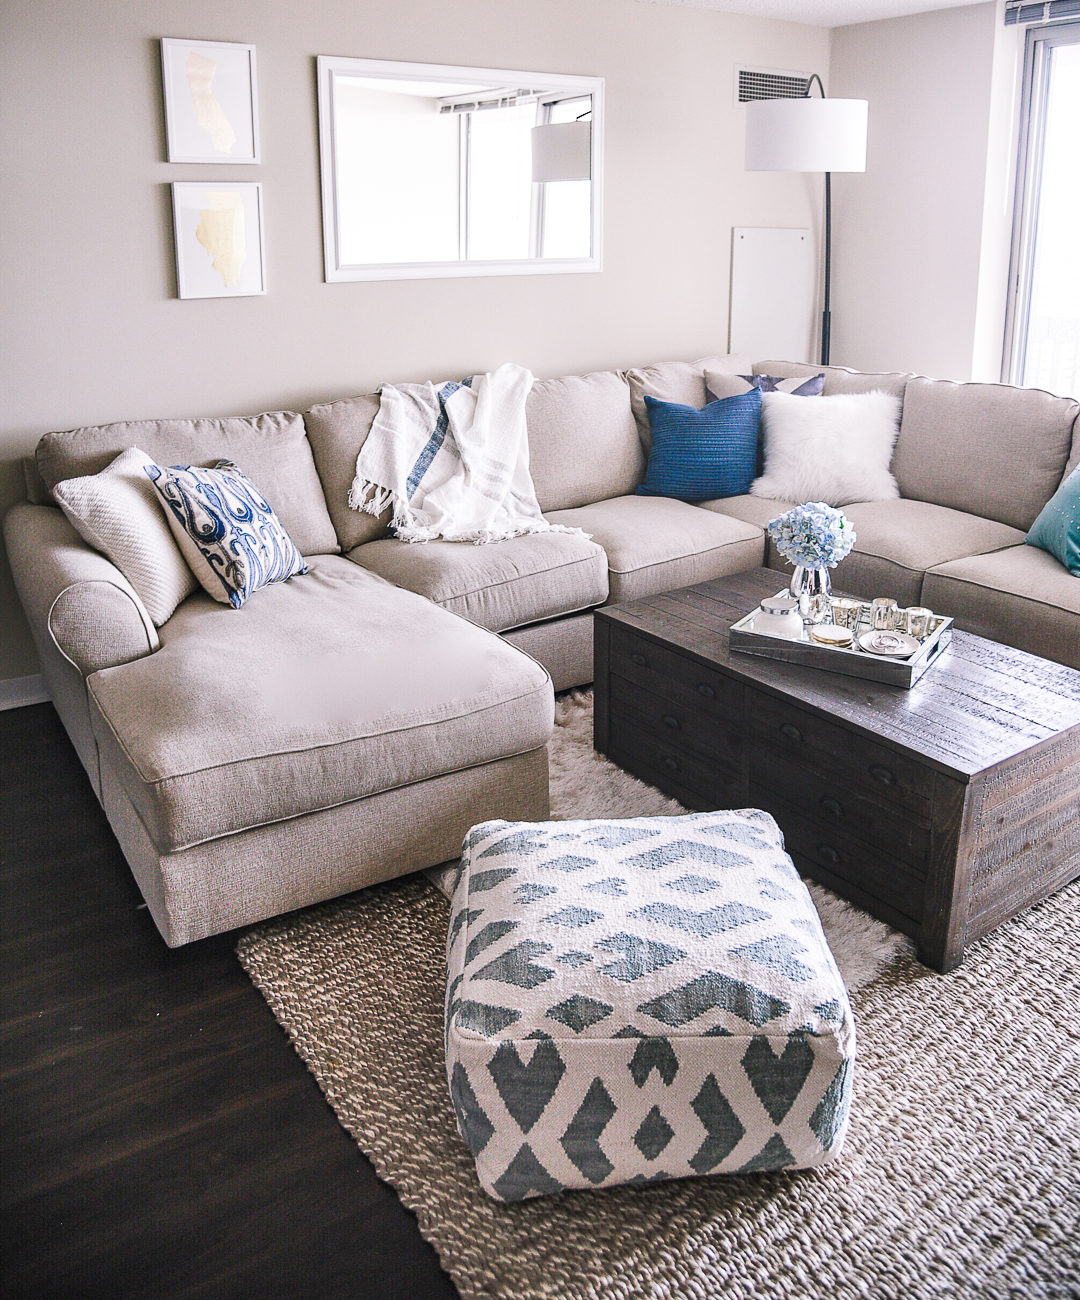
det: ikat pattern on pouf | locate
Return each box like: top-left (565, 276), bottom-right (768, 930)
top-left (444, 811), bottom-right (856, 1201)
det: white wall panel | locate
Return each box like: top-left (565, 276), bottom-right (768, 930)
top-left (729, 227), bottom-right (813, 363)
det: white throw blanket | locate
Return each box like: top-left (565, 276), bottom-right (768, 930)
top-left (349, 363), bottom-right (575, 545)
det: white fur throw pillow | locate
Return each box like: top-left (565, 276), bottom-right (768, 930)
top-left (751, 390), bottom-right (901, 505)
top-left (52, 446), bottom-right (197, 626)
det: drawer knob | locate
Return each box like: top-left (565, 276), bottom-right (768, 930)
top-left (662, 714), bottom-right (681, 730)
top-left (663, 756), bottom-right (681, 771)
top-left (869, 764), bottom-right (896, 786)
top-left (780, 723), bottom-right (803, 743)
top-left (818, 843), bottom-right (842, 866)
top-left (819, 796), bottom-right (844, 818)
top-left (696, 683), bottom-right (716, 699)
top-left (631, 652), bottom-right (648, 666)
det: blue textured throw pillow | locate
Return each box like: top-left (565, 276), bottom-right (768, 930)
top-left (637, 390), bottom-right (763, 502)
top-left (1026, 465), bottom-right (1080, 577)
top-left (146, 458), bottom-right (307, 608)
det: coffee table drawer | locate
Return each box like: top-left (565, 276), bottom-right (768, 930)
top-left (749, 691), bottom-right (934, 820)
top-left (609, 625), bottom-right (742, 723)
top-left (609, 710), bottom-right (744, 808)
top-left (751, 786), bottom-right (926, 923)
top-left (750, 742), bottom-right (932, 870)
top-left (610, 675), bottom-right (743, 768)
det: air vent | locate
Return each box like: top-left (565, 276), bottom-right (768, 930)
top-left (735, 66), bottom-right (812, 109)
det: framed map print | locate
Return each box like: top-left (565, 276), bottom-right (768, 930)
top-left (161, 38), bottom-right (260, 163)
top-left (172, 182), bottom-right (266, 298)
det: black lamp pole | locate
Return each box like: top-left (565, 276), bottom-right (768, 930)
top-left (804, 74), bottom-right (831, 367)
top-left (822, 169), bottom-right (832, 366)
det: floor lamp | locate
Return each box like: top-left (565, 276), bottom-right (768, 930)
top-left (744, 77), bottom-right (867, 366)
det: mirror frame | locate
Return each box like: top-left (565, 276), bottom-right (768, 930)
top-left (316, 56), bottom-right (604, 282)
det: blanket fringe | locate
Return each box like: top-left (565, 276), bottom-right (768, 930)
top-left (348, 479), bottom-right (396, 518)
top-left (390, 520), bottom-right (590, 546)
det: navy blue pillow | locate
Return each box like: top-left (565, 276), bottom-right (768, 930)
top-left (637, 389), bottom-right (762, 501)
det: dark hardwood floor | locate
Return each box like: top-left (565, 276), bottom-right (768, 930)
top-left (1, 703), bottom-right (459, 1300)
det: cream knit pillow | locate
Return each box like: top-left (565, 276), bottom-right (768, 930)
top-left (52, 446), bottom-right (197, 626)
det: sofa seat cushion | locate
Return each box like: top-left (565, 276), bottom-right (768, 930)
top-left (347, 531), bottom-right (608, 633)
top-left (37, 412), bottom-right (339, 558)
top-left (86, 556), bottom-right (554, 853)
top-left (696, 494), bottom-right (798, 570)
top-left (822, 499), bottom-right (1026, 608)
top-left (544, 496), bottom-right (764, 604)
top-left (922, 546), bottom-right (1080, 670)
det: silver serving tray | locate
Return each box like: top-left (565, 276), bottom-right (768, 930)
top-left (729, 592), bottom-right (953, 688)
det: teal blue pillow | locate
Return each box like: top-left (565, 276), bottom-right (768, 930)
top-left (637, 389), bottom-right (762, 502)
top-left (1026, 465), bottom-right (1080, 577)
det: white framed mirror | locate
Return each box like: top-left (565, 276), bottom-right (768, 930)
top-left (316, 56), bottom-right (603, 282)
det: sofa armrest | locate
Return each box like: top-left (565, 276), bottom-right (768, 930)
top-left (4, 501), bottom-right (160, 677)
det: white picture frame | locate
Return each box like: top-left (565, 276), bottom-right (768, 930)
top-left (161, 38), bottom-right (260, 164)
top-left (171, 182), bottom-right (266, 299)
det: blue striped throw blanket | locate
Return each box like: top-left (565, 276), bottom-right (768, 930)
top-left (349, 362), bottom-right (577, 545)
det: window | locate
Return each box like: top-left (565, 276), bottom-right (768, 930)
top-left (1004, 22), bottom-right (1080, 398)
top-left (464, 103), bottom-right (536, 261)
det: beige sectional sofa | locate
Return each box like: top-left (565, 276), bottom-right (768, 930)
top-left (6, 353), bottom-right (1078, 946)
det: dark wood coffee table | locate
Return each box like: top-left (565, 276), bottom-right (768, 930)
top-left (593, 568), bottom-right (1080, 972)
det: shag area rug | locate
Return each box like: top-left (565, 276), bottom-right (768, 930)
top-left (237, 693), bottom-right (1080, 1300)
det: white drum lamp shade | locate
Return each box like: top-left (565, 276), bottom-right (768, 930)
top-left (531, 120), bottom-right (591, 182)
top-left (745, 98), bottom-right (867, 173)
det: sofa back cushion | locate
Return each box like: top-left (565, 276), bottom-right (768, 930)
top-left (626, 355), bottom-right (752, 450)
top-left (36, 412), bottom-right (338, 557)
top-left (1065, 420), bottom-right (1080, 480)
top-left (892, 377), bottom-right (1080, 531)
top-left (753, 360), bottom-right (912, 399)
top-left (526, 370), bottom-right (643, 511)
top-left (23, 456), bottom-right (51, 504)
top-left (303, 394), bottom-right (392, 552)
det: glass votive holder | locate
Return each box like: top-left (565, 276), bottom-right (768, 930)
top-left (902, 606), bottom-right (933, 640)
top-left (830, 598), bottom-right (862, 630)
top-left (871, 597), bottom-right (899, 631)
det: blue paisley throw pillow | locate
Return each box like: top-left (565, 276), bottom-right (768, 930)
top-left (146, 459), bottom-right (306, 608)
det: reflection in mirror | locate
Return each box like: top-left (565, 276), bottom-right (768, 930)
top-left (317, 57), bottom-right (603, 281)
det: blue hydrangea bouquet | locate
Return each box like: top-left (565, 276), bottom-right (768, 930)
top-left (767, 502), bottom-right (856, 570)
top-left (767, 503), bottom-right (856, 623)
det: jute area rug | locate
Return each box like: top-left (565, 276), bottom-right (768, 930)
top-left (237, 692), bottom-right (1080, 1300)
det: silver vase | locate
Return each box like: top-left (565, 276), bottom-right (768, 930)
top-left (789, 565), bottom-right (832, 624)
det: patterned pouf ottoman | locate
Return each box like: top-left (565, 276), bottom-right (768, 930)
top-left (444, 810), bottom-right (855, 1202)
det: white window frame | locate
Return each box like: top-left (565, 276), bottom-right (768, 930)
top-left (1002, 20), bottom-right (1080, 385)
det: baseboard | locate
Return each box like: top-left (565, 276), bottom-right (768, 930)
top-left (0, 675), bottom-right (50, 711)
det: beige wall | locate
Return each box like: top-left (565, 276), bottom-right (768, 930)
top-left (828, 2), bottom-right (1020, 382)
top-left (0, 0), bottom-right (829, 685)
